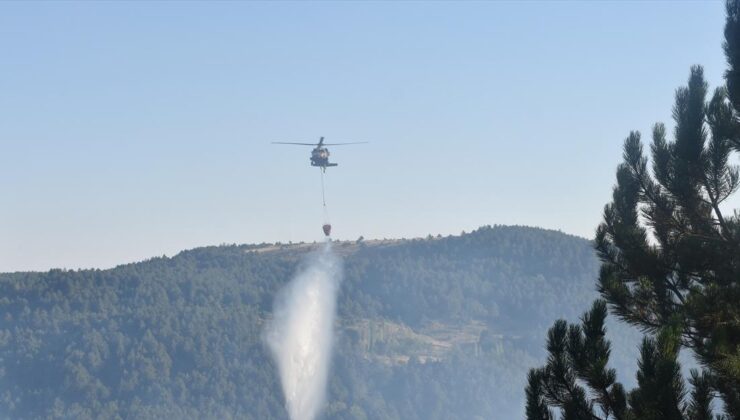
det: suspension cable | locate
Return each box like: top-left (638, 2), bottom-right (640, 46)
top-left (320, 169), bottom-right (326, 207)
top-left (320, 169), bottom-right (329, 223)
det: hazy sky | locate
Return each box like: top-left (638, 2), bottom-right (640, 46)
top-left (1, 1), bottom-right (734, 272)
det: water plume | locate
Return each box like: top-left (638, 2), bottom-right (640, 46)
top-left (265, 242), bottom-right (341, 420)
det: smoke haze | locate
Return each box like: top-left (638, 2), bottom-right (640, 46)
top-left (265, 242), bottom-right (341, 420)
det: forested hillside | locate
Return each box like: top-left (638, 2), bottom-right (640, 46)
top-left (0, 225), bottom-right (634, 419)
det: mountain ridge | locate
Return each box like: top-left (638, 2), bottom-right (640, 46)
top-left (1, 224), bottom-right (590, 275)
top-left (0, 224), bottom-right (625, 419)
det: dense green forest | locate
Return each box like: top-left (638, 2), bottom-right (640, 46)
top-left (0, 225), bottom-right (638, 419)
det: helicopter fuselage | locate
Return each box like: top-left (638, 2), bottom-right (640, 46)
top-left (310, 147), bottom-right (338, 169)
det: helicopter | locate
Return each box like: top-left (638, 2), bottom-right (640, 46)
top-left (272, 137), bottom-right (367, 172)
top-left (273, 136), bottom-right (366, 237)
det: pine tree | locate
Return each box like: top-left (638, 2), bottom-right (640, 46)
top-left (526, 301), bottom-right (718, 420)
top-left (525, 301), bottom-right (626, 420)
top-left (595, 64), bottom-right (740, 417)
top-left (594, 1), bottom-right (740, 415)
top-left (528, 3), bottom-right (740, 417)
top-left (525, 369), bottom-right (553, 420)
top-left (628, 329), bottom-right (686, 420)
top-left (685, 370), bottom-right (714, 420)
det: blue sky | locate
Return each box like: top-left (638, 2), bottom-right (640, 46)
top-left (0, 1), bottom-right (733, 272)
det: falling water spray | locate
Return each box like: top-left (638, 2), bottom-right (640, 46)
top-left (265, 242), bottom-right (341, 420)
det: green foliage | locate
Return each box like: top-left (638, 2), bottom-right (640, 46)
top-left (527, 302), bottom-right (717, 420)
top-left (526, 369), bottom-right (553, 420)
top-left (686, 369), bottom-right (714, 420)
top-left (725, 0), bottom-right (740, 124)
top-left (527, 301), bottom-right (628, 420)
top-left (629, 329), bottom-right (686, 420)
top-left (595, 64), bottom-right (740, 417)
